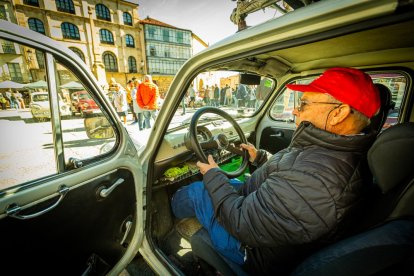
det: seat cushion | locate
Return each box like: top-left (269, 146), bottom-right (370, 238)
top-left (292, 220), bottom-right (414, 276)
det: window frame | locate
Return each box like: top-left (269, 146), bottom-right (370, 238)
top-left (123, 12), bottom-right (132, 26)
top-left (7, 62), bottom-right (23, 82)
top-left (125, 34), bottom-right (134, 48)
top-left (99, 29), bottom-right (114, 45)
top-left (24, 0), bottom-right (39, 7)
top-left (103, 51), bottom-right (118, 72)
top-left (61, 22), bottom-right (80, 40)
top-left (96, 4), bottom-right (111, 22)
top-left (128, 56), bottom-right (137, 73)
top-left (28, 18), bottom-right (45, 35)
top-left (69, 47), bottom-right (85, 62)
top-left (56, 0), bottom-right (75, 14)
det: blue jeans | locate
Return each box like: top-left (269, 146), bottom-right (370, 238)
top-left (136, 113), bottom-right (144, 130)
top-left (143, 110), bottom-right (153, 129)
top-left (171, 180), bottom-right (245, 265)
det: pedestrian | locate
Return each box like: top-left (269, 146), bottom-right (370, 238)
top-left (11, 90), bottom-right (20, 109)
top-left (4, 90), bottom-right (12, 109)
top-left (224, 84), bottom-right (232, 106)
top-left (132, 79), bottom-right (144, 130)
top-left (113, 83), bottom-right (128, 125)
top-left (137, 75), bottom-right (159, 129)
top-left (204, 85), bottom-right (211, 106)
top-left (126, 79), bottom-right (138, 124)
top-left (0, 93), bottom-right (7, 110)
top-left (171, 67), bottom-right (380, 275)
top-left (213, 84), bottom-right (220, 107)
top-left (188, 83), bottom-right (196, 108)
top-left (236, 84), bottom-right (247, 107)
top-left (248, 85), bottom-right (256, 108)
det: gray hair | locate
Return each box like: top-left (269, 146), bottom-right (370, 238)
top-left (144, 75), bottom-right (152, 82)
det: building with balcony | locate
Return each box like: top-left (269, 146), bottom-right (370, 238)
top-left (1, 0), bottom-right (144, 88)
top-left (140, 17), bottom-right (207, 96)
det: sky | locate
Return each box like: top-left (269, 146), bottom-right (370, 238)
top-left (137, 0), bottom-right (280, 46)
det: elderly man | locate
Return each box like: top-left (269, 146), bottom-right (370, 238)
top-left (171, 67), bottom-right (380, 275)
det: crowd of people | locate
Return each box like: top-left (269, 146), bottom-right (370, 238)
top-left (0, 90), bottom-right (27, 110)
top-left (190, 83), bottom-right (265, 109)
top-left (110, 74), bottom-right (160, 129)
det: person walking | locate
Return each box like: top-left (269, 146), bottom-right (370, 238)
top-left (126, 79), bottom-right (138, 124)
top-left (132, 79), bottom-right (144, 130)
top-left (204, 85), bottom-right (211, 106)
top-left (137, 75), bottom-right (159, 129)
top-left (224, 84), bottom-right (232, 106)
top-left (113, 83), bottom-right (128, 125)
top-left (213, 84), bottom-right (220, 107)
top-left (188, 83), bottom-right (196, 109)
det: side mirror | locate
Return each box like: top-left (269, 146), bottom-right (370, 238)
top-left (84, 116), bottom-right (114, 139)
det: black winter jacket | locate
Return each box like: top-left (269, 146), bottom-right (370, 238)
top-left (203, 122), bottom-right (377, 275)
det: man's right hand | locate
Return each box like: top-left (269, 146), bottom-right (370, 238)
top-left (240, 143), bottom-right (257, 163)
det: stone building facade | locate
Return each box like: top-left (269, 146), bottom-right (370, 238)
top-left (2, 0), bottom-right (144, 88)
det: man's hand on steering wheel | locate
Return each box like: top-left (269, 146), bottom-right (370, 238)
top-left (240, 143), bottom-right (257, 163)
top-left (197, 155), bottom-right (219, 175)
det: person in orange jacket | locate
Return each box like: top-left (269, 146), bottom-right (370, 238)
top-left (137, 75), bottom-right (159, 129)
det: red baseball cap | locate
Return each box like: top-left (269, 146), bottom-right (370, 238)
top-left (286, 67), bottom-right (380, 118)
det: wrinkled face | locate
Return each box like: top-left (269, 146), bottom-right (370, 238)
top-left (292, 92), bottom-right (341, 130)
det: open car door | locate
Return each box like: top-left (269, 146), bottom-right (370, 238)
top-left (0, 21), bottom-right (143, 275)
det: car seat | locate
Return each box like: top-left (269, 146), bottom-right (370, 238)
top-left (292, 122), bottom-right (414, 276)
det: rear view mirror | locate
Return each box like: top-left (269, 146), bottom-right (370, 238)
top-left (240, 73), bottom-right (261, 85)
top-left (84, 116), bottom-right (114, 139)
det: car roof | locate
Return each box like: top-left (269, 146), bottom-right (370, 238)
top-left (177, 0), bottom-right (411, 76)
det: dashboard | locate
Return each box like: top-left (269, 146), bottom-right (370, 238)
top-left (153, 118), bottom-right (253, 188)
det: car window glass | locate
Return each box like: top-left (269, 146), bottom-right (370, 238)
top-left (54, 61), bottom-right (117, 165)
top-left (270, 72), bottom-right (408, 129)
top-left (370, 73), bottom-right (407, 129)
top-left (168, 70), bottom-right (275, 130)
top-left (0, 42), bottom-right (57, 190)
top-left (270, 77), bottom-right (312, 123)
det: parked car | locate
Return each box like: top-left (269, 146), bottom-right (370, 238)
top-left (70, 90), bottom-right (99, 117)
top-left (1, 0), bottom-right (413, 275)
top-left (29, 91), bottom-right (71, 121)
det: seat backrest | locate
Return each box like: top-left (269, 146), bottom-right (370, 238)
top-left (292, 122), bottom-right (414, 276)
top-left (368, 83), bottom-right (395, 133)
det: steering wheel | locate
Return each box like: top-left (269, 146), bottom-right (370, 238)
top-left (189, 107), bottom-right (249, 178)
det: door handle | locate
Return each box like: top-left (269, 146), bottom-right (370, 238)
top-left (270, 131), bottom-right (283, 137)
top-left (6, 185), bottom-right (69, 220)
top-left (99, 178), bottom-right (125, 198)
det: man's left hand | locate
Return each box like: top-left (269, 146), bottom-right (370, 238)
top-left (196, 155), bottom-right (219, 175)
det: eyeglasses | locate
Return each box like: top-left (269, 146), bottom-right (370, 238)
top-left (297, 98), bottom-right (342, 112)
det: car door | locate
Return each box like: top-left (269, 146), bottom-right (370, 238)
top-left (0, 23), bottom-right (143, 275)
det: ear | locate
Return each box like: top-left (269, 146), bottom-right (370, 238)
top-left (329, 104), bottom-right (352, 126)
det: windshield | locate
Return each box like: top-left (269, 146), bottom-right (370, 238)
top-left (168, 70), bottom-right (275, 129)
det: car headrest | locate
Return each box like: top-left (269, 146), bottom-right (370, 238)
top-left (369, 84), bottom-right (395, 133)
top-left (368, 123), bottom-right (414, 193)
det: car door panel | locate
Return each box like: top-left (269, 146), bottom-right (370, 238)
top-left (259, 126), bottom-right (294, 154)
top-left (1, 168), bottom-right (136, 275)
top-left (0, 24), bottom-right (141, 275)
